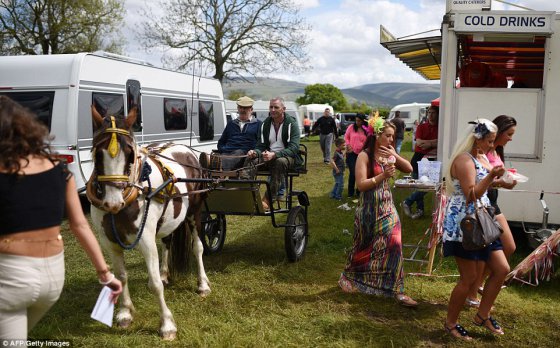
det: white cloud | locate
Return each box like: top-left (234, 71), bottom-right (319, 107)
top-left (294, 0), bottom-right (321, 10)
top-left (122, 0), bottom-right (559, 88)
top-left (275, 0), bottom-right (445, 87)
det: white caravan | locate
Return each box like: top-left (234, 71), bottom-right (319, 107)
top-left (382, 1), bottom-right (560, 225)
top-left (297, 103), bottom-right (334, 125)
top-left (387, 103), bottom-right (430, 130)
top-left (0, 52), bottom-right (226, 191)
top-left (225, 99), bottom-right (304, 136)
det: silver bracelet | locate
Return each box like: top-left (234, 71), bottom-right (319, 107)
top-left (98, 272), bottom-right (115, 286)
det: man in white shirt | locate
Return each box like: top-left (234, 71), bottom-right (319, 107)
top-left (246, 97), bottom-right (302, 209)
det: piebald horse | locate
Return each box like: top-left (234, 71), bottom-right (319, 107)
top-left (86, 106), bottom-right (211, 340)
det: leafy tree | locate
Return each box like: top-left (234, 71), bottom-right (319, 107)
top-left (139, 0), bottom-right (310, 83)
top-left (346, 101), bottom-right (371, 114)
top-left (0, 0), bottom-right (125, 55)
top-left (296, 83), bottom-right (348, 110)
top-left (379, 108), bottom-right (390, 118)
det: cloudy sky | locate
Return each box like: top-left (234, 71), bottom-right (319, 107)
top-left (124, 0), bottom-right (557, 89)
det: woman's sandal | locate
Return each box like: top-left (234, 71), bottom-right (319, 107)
top-left (395, 293), bottom-right (418, 307)
top-left (445, 323), bottom-right (473, 341)
top-left (465, 298), bottom-right (480, 308)
top-left (473, 312), bottom-right (504, 335)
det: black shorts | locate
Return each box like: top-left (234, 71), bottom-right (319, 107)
top-left (443, 239), bottom-right (504, 260)
top-left (443, 241), bottom-right (490, 261)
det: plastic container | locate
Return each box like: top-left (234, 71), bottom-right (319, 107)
top-left (418, 158), bottom-right (442, 183)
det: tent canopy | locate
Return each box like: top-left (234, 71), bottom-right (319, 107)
top-left (380, 25), bottom-right (442, 81)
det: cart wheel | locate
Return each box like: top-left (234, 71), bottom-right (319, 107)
top-left (284, 206), bottom-right (308, 262)
top-left (201, 213), bottom-right (226, 255)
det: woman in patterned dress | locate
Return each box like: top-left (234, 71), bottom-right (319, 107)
top-left (442, 119), bottom-right (508, 340)
top-left (338, 119), bottom-right (416, 307)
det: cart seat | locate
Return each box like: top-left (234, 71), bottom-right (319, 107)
top-left (256, 144), bottom-right (308, 176)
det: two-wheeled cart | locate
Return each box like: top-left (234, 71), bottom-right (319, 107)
top-left (150, 145), bottom-right (310, 262)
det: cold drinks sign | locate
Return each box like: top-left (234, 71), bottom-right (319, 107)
top-left (454, 11), bottom-right (554, 34)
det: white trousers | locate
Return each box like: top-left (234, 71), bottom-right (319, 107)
top-left (0, 252), bottom-right (65, 340)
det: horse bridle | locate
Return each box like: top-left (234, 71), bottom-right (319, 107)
top-left (86, 116), bottom-right (142, 211)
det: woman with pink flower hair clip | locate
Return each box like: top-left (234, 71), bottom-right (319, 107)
top-left (338, 115), bottom-right (417, 307)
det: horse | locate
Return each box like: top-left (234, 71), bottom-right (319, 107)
top-left (86, 106), bottom-right (211, 340)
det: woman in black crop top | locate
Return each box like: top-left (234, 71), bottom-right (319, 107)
top-left (0, 96), bottom-right (122, 340)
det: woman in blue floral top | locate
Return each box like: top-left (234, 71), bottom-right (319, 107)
top-left (442, 119), bottom-right (508, 340)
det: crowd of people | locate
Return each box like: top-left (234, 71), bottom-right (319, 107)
top-left (0, 92), bottom-right (523, 341)
top-left (310, 106), bottom-right (519, 340)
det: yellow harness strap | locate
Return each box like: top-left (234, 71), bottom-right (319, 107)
top-left (108, 116), bottom-right (120, 158)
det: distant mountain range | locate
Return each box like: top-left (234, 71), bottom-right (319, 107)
top-left (222, 77), bottom-right (440, 108)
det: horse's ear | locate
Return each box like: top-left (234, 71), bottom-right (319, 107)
top-left (125, 106), bottom-right (138, 130)
top-left (91, 105), bottom-right (104, 127)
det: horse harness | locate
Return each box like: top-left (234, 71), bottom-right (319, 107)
top-left (86, 116), bottom-right (142, 210)
top-left (86, 117), bottom-right (208, 213)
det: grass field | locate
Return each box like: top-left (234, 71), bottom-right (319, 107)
top-left (31, 133), bottom-right (560, 347)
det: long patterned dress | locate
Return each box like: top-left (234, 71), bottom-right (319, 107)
top-left (339, 160), bottom-right (404, 297)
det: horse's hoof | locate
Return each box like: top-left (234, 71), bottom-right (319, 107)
top-left (161, 278), bottom-right (169, 287)
top-left (161, 331), bottom-right (177, 341)
top-left (197, 288), bottom-right (211, 298)
top-left (117, 318), bottom-right (132, 328)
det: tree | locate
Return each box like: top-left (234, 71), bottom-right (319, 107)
top-left (296, 83), bottom-right (348, 110)
top-left (139, 0), bottom-right (310, 83)
top-left (0, 0), bottom-right (125, 55)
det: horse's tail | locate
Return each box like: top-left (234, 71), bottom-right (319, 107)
top-left (169, 220), bottom-right (192, 276)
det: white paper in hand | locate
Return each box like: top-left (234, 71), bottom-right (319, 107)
top-left (91, 286), bottom-right (114, 327)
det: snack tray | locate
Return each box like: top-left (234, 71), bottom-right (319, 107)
top-left (394, 179), bottom-right (438, 190)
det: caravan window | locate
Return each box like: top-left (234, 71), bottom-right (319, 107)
top-left (0, 91), bottom-right (55, 130)
top-left (198, 101), bottom-right (215, 141)
top-left (126, 80), bottom-right (142, 132)
top-left (92, 93), bottom-right (124, 132)
top-left (163, 98), bottom-right (188, 130)
top-left (399, 111), bottom-right (411, 119)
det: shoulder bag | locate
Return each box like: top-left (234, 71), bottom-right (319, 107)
top-left (460, 188), bottom-right (503, 250)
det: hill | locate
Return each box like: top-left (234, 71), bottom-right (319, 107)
top-left (223, 77), bottom-right (440, 108)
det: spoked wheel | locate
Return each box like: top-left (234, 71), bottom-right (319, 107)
top-left (201, 213), bottom-right (226, 255)
top-left (284, 206), bottom-right (308, 262)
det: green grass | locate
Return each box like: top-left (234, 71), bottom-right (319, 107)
top-left (32, 133), bottom-right (560, 347)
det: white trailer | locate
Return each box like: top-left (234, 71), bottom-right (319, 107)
top-left (0, 52), bottom-right (227, 191)
top-left (387, 102), bottom-right (430, 130)
top-left (382, 1), bottom-right (560, 225)
top-left (297, 103), bottom-right (334, 125)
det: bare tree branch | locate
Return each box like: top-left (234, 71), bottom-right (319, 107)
top-left (138, 0), bottom-right (310, 83)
